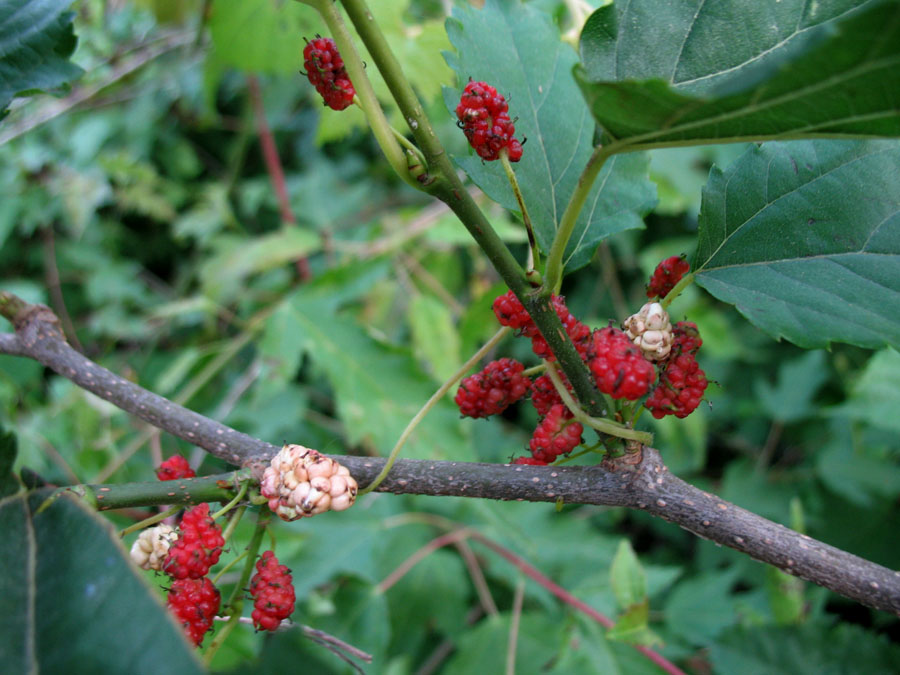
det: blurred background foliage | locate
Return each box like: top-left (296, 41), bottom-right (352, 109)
top-left (1, 0), bottom-right (898, 672)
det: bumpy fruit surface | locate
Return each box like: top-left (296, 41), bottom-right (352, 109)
top-left (492, 290), bottom-right (533, 333)
top-left (156, 455), bottom-right (195, 481)
top-left (456, 80), bottom-right (523, 162)
top-left (529, 296), bottom-right (591, 361)
top-left (587, 327), bottom-right (656, 400)
top-left (624, 302), bottom-right (674, 361)
top-left (530, 374), bottom-right (563, 417)
top-left (249, 551), bottom-right (296, 632)
top-left (163, 503), bottom-right (224, 580)
top-left (645, 352), bottom-right (708, 419)
top-left (647, 255), bottom-right (690, 299)
top-left (303, 37), bottom-right (355, 111)
top-left (455, 358), bottom-right (531, 418)
top-left (261, 444), bottom-right (358, 521)
top-left (131, 524), bottom-right (179, 571)
top-left (167, 577), bottom-right (220, 646)
top-left (672, 321), bottom-right (702, 355)
top-left (528, 404), bottom-right (583, 463)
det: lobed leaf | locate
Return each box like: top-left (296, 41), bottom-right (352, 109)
top-left (0, 0), bottom-right (83, 117)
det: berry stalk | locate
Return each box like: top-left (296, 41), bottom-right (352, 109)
top-left (202, 509), bottom-right (271, 666)
top-left (299, 0), bottom-right (423, 191)
top-left (359, 327), bottom-right (511, 495)
top-left (543, 143), bottom-right (615, 294)
top-left (545, 362), bottom-right (653, 444)
top-left (500, 150), bottom-right (540, 271)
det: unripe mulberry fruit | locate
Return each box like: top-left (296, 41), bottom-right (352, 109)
top-left (156, 455), bottom-right (195, 481)
top-left (530, 374), bottom-right (564, 417)
top-left (455, 358), bottom-right (531, 418)
top-left (249, 551), bottom-right (296, 631)
top-left (167, 577), bottom-right (220, 646)
top-left (492, 290), bottom-right (533, 333)
top-left (456, 80), bottom-right (523, 162)
top-left (130, 524), bottom-right (179, 571)
top-left (645, 352), bottom-right (708, 419)
top-left (624, 302), bottom-right (674, 361)
top-left (672, 321), bottom-right (702, 355)
top-left (163, 503), bottom-right (225, 580)
top-left (529, 404), bottom-right (583, 461)
top-left (587, 327), bottom-right (656, 400)
top-left (260, 444), bottom-right (358, 521)
top-left (303, 36), bottom-right (355, 111)
top-left (647, 255), bottom-right (690, 299)
top-left (529, 296), bottom-right (591, 361)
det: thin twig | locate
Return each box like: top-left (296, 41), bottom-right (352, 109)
top-left (505, 576), bottom-right (526, 675)
top-left (246, 75), bottom-right (312, 281)
top-left (41, 226), bottom-right (82, 352)
top-left (2, 294), bottom-right (899, 616)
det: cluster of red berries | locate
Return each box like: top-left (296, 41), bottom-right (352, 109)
top-left (455, 259), bottom-right (708, 463)
top-left (455, 357), bottom-right (531, 418)
top-left (455, 80), bottom-right (523, 162)
top-left (647, 255), bottom-right (690, 300)
top-left (645, 321), bottom-right (706, 419)
top-left (156, 455), bottom-right (195, 481)
top-left (167, 577), bottom-right (220, 647)
top-left (249, 551), bottom-right (296, 632)
top-left (303, 36), bottom-right (355, 111)
top-left (151, 495), bottom-right (226, 646)
top-left (163, 503), bottom-right (225, 580)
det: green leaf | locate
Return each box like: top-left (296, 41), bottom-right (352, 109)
top-left (575, 1), bottom-right (900, 147)
top-left (754, 350), bottom-right (828, 423)
top-left (273, 288), bottom-right (471, 461)
top-left (609, 539), bottom-right (647, 609)
top-left (407, 294), bottom-right (461, 382)
top-left (444, 0), bottom-right (655, 271)
top-left (710, 623), bottom-right (900, 675)
top-left (199, 227), bottom-right (321, 303)
top-left (764, 564), bottom-right (806, 625)
top-left (694, 140), bottom-right (900, 349)
top-left (816, 420), bottom-right (900, 506)
top-left (831, 348), bottom-right (900, 432)
top-left (0, 425), bottom-right (17, 498)
top-left (0, 0), bottom-right (83, 117)
top-left (664, 569), bottom-right (739, 645)
top-left (606, 601), bottom-right (661, 647)
top-left (0, 490), bottom-right (202, 672)
top-left (208, 0), bottom-right (315, 74)
top-left (443, 612), bottom-right (564, 675)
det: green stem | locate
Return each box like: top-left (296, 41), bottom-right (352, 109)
top-left (119, 505), bottom-right (180, 538)
top-left (544, 144), bottom-right (614, 294)
top-left (546, 363), bottom-right (652, 444)
top-left (203, 510), bottom-right (271, 666)
top-left (522, 364), bottom-right (546, 378)
top-left (500, 150), bottom-right (539, 269)
top-left (300, 0), bottom-right (422, 191)
top-left (211, 549), bottom-right (249, 586)
top-left (211, 480), bottom-right (248, 520)
top-left (337, 0), bottom-right (606, 419)
top-left (360, 327), bottom-right (511, 495)
top-left (71, 470), bottom-right (249, 510)
top-left (220, 505), bottom-right (247, 544)
top-left (660, 272), bottom-right (695, 309)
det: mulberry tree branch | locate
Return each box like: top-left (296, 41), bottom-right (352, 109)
top-left (1, 292), bottom-right (898, 616)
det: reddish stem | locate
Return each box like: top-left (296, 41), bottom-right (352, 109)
top-left (246, 74), bottom-right (312, 281)
top-left (469, 531), bottom-right (688, 675)
top-left (376, 524), bottom-right (686, 675)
